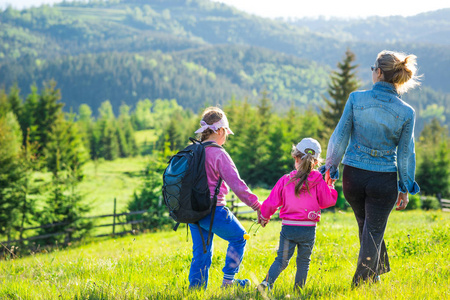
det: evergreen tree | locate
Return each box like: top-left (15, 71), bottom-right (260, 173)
top-left (33, 81), bottom-right (64, 154)
top-left (132, 99), bottom-right (154, 130)
top-left (416, 118), bottom-right (450, 197)
top-left (117, 103), bottom-right (138, 157)
top-left (7, 84), bottom-right (22, 121)
top-left (320, 49), bottom-right (361, 137)
top-left (77, 104), bottom-right (94, 158)
top-left (38, 114), bottom-right (91, 245)
top-left (20, 85), bottom-right (40, 147)
top-left (45, 113), bottom-right (88, 179)
top-left (0, 89), bottom-right (11, 116)
top-left (96, 101), bottom-right (120, 160)
top-left (126, 153), bottom-right (172, 231)
top-left (0, 112), bottom-right (23, 240)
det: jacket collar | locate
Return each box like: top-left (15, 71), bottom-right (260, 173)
top-left (372, 81), bottom-right (400, 97)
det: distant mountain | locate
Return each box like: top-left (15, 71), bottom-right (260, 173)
top-left (289, 9), bottom-right (450, 45)
top-left (0, 0), bottom-right (449, 125)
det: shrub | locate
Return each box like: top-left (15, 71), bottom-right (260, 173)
top-left (421, 196), bottom-right (441, 210)
top-left (405, 194), bottom-right (421, 210)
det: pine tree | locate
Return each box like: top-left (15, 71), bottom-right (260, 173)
top-left (33, 81), bottom-right (64, 154)
top-left (0, 112), bottom-right (23, 240)
top-left (38, 113), bottom-right (91, 245)
top-left (77, 104), bottom-right (94, 158)
top-left (96, 101), bottom-right (120, 160)
top-left (416, 119), bottom-right (450, 197)
top-left (7, 84), bottom-right (22, 121)
top-left (20, 85), bottom-right (40, 147)
top-left (320, 49), bottom-right (361, 137)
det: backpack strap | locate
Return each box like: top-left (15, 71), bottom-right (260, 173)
top-left (206, 177), bottom-right (223, 251)
top-left (189, 137), bottom-right (223, 253)
top-left (196, 222), bottom-right (207, 254)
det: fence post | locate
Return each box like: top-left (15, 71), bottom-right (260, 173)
top-left (113, 198), bottom-right (116, 236)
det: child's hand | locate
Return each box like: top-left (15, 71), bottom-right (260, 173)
top-left (257, 210), bottom-right (269, 227)
top-left (325, 169), bottom-right (336, 186)
top-left (260, 219), bottom-right (269, 227)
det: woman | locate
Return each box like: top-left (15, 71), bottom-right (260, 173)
top-left (321, 50), bottom-right (421, 286)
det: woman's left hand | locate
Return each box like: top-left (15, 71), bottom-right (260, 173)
top-left (325, 169), bottom-right (336, 186)
top-left (396, 192), bottom-right (409, 210)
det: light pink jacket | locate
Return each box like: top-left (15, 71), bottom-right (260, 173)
top-left (205, 146), bottom-right (261, 211)
top-left (261, 170), bottom-right (337, 226)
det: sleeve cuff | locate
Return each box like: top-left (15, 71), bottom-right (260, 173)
top-left (251, 201), bottom-right (262, 211)
top-left (318, 165), bottom-right (339, 180)
top-left (398, 181), bottom-right (420, 195)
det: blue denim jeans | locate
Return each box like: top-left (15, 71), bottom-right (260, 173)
top-left (266, 225), bottom-right (316, 289)
top-left (188, 206), bottom-right (247, 289)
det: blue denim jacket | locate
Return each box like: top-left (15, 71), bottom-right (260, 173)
top-left (320, 81), bottom-right (420, 195)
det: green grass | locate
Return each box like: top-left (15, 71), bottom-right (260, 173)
top-left (134, 129), bottom-right (159, 150)
top-left (1, 210), bottom-right (448, 299)
top-left (79, 156), bottom-right (148, 216)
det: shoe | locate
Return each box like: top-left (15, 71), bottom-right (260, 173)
top-left (374, 275), bottom-right (381, 283)
top-left (222, 278), bottom-right (250, 288)
top-left (257, 280), bottom-right (271, 293)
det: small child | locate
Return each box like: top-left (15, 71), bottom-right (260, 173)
top-left (258, 138), bottom-right (337, 291)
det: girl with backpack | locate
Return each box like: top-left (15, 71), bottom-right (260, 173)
top-left (257, 138), bottom-right (337, 291)
top-left (189, 106), bottom-right (262, 289)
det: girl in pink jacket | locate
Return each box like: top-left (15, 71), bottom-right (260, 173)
top-left (258, 138), bottom-right (337, 291)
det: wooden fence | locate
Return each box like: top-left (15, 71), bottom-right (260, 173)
top-left (3, 195), bottom-right (446, 247)
top-left (439, 197), bottom-right (450, 212)
top-left (0, 198), bottom-right (146, 246)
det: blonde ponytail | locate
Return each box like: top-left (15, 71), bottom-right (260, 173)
top-left (375, 51), bottom-right (421, 94)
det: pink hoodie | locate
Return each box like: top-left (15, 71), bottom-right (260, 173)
top-left (261, 170), bottom-right (337, 226)
top-left (204, 146), bottom-right (261, 211)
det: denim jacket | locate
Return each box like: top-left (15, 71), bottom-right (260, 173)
top-left (320, 81), bottom-right (420, 195)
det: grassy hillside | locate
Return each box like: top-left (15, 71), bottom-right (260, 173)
top-left (1, 210), bottom-right (448, 299)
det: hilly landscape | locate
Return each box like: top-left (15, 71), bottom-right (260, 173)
top-left (1, 0), bottom-right (449, 130)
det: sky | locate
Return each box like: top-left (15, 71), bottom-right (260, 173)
top-left (0, 0), bottom-right (449, 19)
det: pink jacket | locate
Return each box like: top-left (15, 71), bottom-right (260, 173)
top-left (205, 146), bottom-right (261, 211)
top-left (261, 170), bottom-right (337, 226)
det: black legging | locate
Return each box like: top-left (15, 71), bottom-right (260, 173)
top-left (342, 165), bottom-right (398, 285)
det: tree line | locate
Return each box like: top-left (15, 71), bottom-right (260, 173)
top-left (1, 50), bottom-right (449, 250)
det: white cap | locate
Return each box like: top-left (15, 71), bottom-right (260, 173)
top-left (296, 138), bottom-right (321, 159)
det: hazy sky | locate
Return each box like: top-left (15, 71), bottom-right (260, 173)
top-left (0, 0), bottom-right (449, 19)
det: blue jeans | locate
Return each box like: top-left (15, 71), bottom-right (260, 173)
top-left (189, 206), bottom-right (247, 289)
top-left (266, 225), bottom-right (316, 289)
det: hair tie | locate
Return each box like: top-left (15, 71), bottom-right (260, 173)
top-left (307, 150), bottom-right (313, 154)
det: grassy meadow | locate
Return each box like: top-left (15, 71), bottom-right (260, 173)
top-left (1, 210), bottom-right (449, 299)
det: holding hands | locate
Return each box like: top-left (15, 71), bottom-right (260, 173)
top-left (256, 209), bottom-right (269, 227)
top-left (325, 169), bottom-right (336, 186)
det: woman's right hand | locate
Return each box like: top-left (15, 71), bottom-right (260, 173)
top-left (396, 192), bottom-right (409, 210)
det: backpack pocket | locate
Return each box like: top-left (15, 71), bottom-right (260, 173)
top-left (191, 188), bottom-right (211, 212)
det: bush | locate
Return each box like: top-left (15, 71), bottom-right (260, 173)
top-left (126, 154), bottom-right (173, 231)
top-left (405, 194), bottom-right (421, 210)
top-left (334, 181), bottom-right (350, 211)
top-left (421, 196), bottom-right (441, 210)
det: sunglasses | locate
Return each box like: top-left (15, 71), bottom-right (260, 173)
top-left (371, 65), bottom-right (383, 73)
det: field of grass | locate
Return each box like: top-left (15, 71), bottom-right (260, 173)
top-left (1, 210), bottom-right (448, 299)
